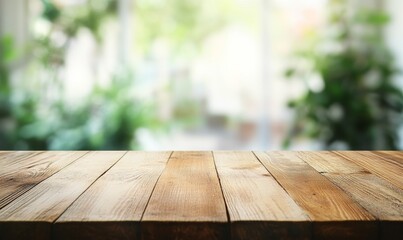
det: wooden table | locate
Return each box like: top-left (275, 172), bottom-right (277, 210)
top-left (0, 151), bottom-right (402, 240)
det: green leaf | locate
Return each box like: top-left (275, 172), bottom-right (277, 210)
top-left (41, 0), bottom-right (61, 22)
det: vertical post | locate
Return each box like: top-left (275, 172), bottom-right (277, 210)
top-left (0, 0), bottom-right (30, 53)
top-left (0, 0), bottom-right (30, 73)
top-left (258, 0), bottom-right (270, 150)
top-left (118, 0), bottom-right (133, 68)
top-left (0, 0), bottom-right (4, 36)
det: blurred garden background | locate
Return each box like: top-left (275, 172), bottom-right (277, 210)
top-left (0, 0), bottom-right (402, 150)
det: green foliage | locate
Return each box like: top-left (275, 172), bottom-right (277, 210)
top-left (284, 0), bottom-right (403, 150)
top-left (136, 0), bottom-right (216, 48)
top-left (1, 0), bottom-right (255, 150)
top-left (0, 0), bottom-right (158, 150)
top-left (41, 0), bottom-right (61, 22)
top-left (48, 71), bottom-right (158, 150)
top-left (0, 36), bottom-right (14, 118)
top-left (0, 36), bottom-right (15, 148)
top-left (0, 36), bottom-right (46, 149)
top-left (35, 0), bottom-right (116, 69)
top-left (134, 0), bottom-right (252, 56)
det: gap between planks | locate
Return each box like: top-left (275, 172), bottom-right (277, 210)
top-left (296, 151), bottom-right (403, 240)
top-left (254, 151), bottom-right (378, 240)
top-left (0, 151), bottom-right (401, 240)
top-left (0, 151), bottom-right (127, 240)
top-left (54, 151), bottom-right (172, 240)
top-left (0, 151), bottom-right (88, 210)
top-left (214, 151), bottom-right (310, 240)
top-left (141, 151), bottom-right (228, 240)
top-left (334, 151), bottom-right (403, 189)
top-left (53, 151), bottom-right (129, 223)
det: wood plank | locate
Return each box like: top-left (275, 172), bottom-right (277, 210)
top-left (0, 151), bottom-right (87, 210)
top-left (54, 151), bottom-right (171, 240)
top-left (0, 151), bottom-right (42, 169)
top-left (255, 151), bottom-right (377, 239)
top-left (213, 151), bottom-right (310, 240)
top-left (299, 151), bottom-right (403, 240)
top-left (141, 151), bottom-right (228, 240)
top-left (294, 151), bottom-right (367, 174)
top-left (0, 151), bottom-right (126, 240)
top-left (373, 151), bottom-right (403, 164)
top-left (335, 151), bottom-right (403, 189)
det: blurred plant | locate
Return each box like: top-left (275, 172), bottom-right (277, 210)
top-left (2, 0), bottom-right (255, 150)
top-left (0, 0), bottom-right (159, 150)
top-left (36, 0), bottom-right (117, 69)
top-left (284, 0), bottom-right (403, 150)
top-left (48, 70), bottom-right (159, 150)
top-left (0, 36), bottom-right (45, 149)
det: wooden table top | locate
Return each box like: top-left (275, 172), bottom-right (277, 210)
top-left (0, 151), bottom-right (402, 240)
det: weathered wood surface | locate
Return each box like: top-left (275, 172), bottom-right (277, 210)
top-left (214, 151), bottom-right (310, 240)
top-left (335, 151), bottom-right (403, 189)
top-left (54, 151), bottom-right (171, 240)
top-left (255, 151), bottom-right (379, 239)
top-left (0, 151), bottom-right (87, 210)
top-left (141, 151), bottom-right (228, 240)
top-left (0, 151), bottom-right (402, 240)
top-left (0, 151), bottom-right (125, 240)
top-left (298, 151), bottom-right (403, 239)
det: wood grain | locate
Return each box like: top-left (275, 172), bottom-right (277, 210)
top-left (214, 151), bottom-right (310, 240)
top-left (0, 151), bottom-right (401, 239)
top-left (141, 151), bottom-right (228, 240)
top-left (54, 151), bottom-right (171, 240)
top-left (0, 151), bottom-right (125, 240)
top-left (373, 151), bottom-right (403, 164)
top-left (0, 151), bottom-right (42, 170)
top-left (0, 151), bottom-right (87, 210)
top-left (335, 151), bottom-right (403, 189)
top-left (299, 151), bottom-right (403, 239)
top-left (295, 151), bottom-right (366, 174)
top-left (255, 151), bottom-right (377, 239)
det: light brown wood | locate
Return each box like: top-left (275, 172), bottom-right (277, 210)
top-left (141, 151), bottom-right (228, 240)
top-left (299, 151), bottom-right (403, 239)
top-left (295, 151), bottom-right (366, 174)
top-left (54, 151), bottom-right (171, 240)
top-left (0, 151), bottom-right (42, 170)
top-left (0, 151), bottom-right (126, 240)
top-left (335, 151), bottom-right (403, 189)
top-left (214, 151), bottom-right (310, 240)
top-left (255, 151), bottom-right (377, 239)
top-left (373, 151), bottom-right (403, 164)
top-left (0, 151), bottom-right (87, 210)
top-left (0, 151), bottom-right (401, 240)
